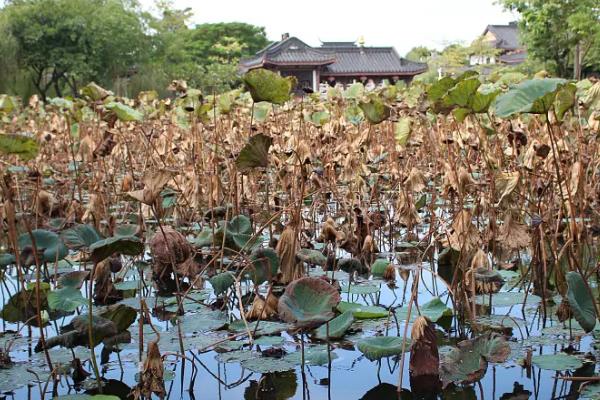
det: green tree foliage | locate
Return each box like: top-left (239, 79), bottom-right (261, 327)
top-left (0, 0), bottom-right (270, 98)
top-left (499, 0), bottom-right (600, 78)
top-left (3, 0), bottom-right (148, 99)
top-left (405, 46), bottom-right (432, 63)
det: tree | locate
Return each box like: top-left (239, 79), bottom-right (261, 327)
top-left (405, 46), bottom-right (432, 63)
top-left (187, 22), bottom-right (270, 65)
top-left (467, 36), bottom-right (501, 64)
top-left (2, 0), bottom-right (148, 99)
top-left (498, 0), bottom-right (600, 78)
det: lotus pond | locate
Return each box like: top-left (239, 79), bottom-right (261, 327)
top-left (0, 71), bottom-right (599, 399)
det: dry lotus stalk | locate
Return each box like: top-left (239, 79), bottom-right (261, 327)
top-left (276, 224), bottom-right (303, 284)
top-left (132, 340), bottom-right (165, 399)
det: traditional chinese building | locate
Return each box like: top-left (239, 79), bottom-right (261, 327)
top-left (470, 22), bottom-right (527, 66)
top-left (239, 34), bottom-right (427, 93)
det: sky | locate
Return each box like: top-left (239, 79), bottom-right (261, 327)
top-left (147, 0), bottom-right (518, 55)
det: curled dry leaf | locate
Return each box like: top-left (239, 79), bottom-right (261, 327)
top-left (128, 169), bottom-right (177, 205)
top-left (409, 316), bottom-right (441, 395)
top-left (497, 214), bottom-right (530, 251)
top-left (276, 224), bottom-right (303, 284)
top-left (132, 340), bottom-right (165, 399)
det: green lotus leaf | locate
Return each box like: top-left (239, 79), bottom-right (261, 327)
top-left (104, 101), bottom-right (143, 121)
top-left (566, 271), bottom-right (597, 333)
top-left (98, 304), bottom-right (137, 332)
top-left (0, 253), bottom-right (15, 267)
top-left (371, 259), bottom-right (390, 277)
top-left (296, 248), bottom-right (327, 267)
top-left (235, 133), bottom-right (272, 173)
top-left (18, 229), bottom-right (68, 264)
top-left (440, 333), bottom-right (510, 385)
top-left (344, 104), bottom-right (364, 125)
top-left (283, 344), bottom-right (337, 366)
top-left (240, 356), bottom-right (295, 373)
top-left (278, 277), bottom-right (340, 329)
top-left (394, 118), bottom-right (411, 146)
top-left (210, 271), bottom-right (235, 297)
top-left (306, 110), bottom-right (330, 127)
top-left (243, 68), bottom-right (294, 105)
top-left (60, 224), bottom-right (102, 249)
top-left (341, 284), bottom-right (380, 295)
top-left (396, 297), bottom-right (453, 323)
top-left (89, 235), bottom-right (144, 263)
top-left (359, 94), bottom-right (391, 124)
top-left (344, 83), bottom-right (364, 99)
top-left (246, 247), bottom-right (279, 284)
top-left (80, 82), bottom-right (112, 101)
top-left (475, 292), bottom-right (541, 307)
top-left (47, 286), bottom-right (87, 312)
top-left (493, 78), bottom-right (566, 118)
top-left (114, 224), bottom-right (139, 237)
top-left (531, 353), bottom-right (583, 371)
top-left (0, 133), bottom-right (39, 160)
top-left (337, 301), bottom-right (388, 319)
top-left (313, 310), bottom-right (354, 340)
top-left (443, 77), bottom-right (481, 108)
top-left (357, 336), bottom-right (407, 361)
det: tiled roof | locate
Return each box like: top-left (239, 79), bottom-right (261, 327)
top-left (239, 37), bottom-right (335, 70)
top-left (320, 46), bottom-right (427, 75)
top-left (499, 50), bottom-right (527, 64)
top-left (485, 23), bottom-right (521, 51)
top-left (240, 36), bottom-right (427, 76)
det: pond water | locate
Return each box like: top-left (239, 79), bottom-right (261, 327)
top-left (1, 259), bottom-right (598, 400)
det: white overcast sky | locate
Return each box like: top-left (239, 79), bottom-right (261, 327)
top-left (145, 0), bottom-right (518, 55)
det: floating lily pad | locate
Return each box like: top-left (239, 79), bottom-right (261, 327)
top-left (240, 356), bottom-right (295, 373)
top-left (337, 302), bottom-right (388, 319)
top-left (475, 292), bottom-right (541, 307)
top-left (341, 284), bottom-right (380, 295)
top-left (440, 333), bottom-right (510, 385)
top-left (283, 345), bottom-right (337, 366)
top-left (357, 336), bottom-right (406, 361)
top-left (531, 353), bottom-right (583, 371)
top-left (396, 297), bottom-right (453, 323)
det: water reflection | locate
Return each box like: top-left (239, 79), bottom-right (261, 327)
top-left (243, 371), bottom-right (297, 400)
